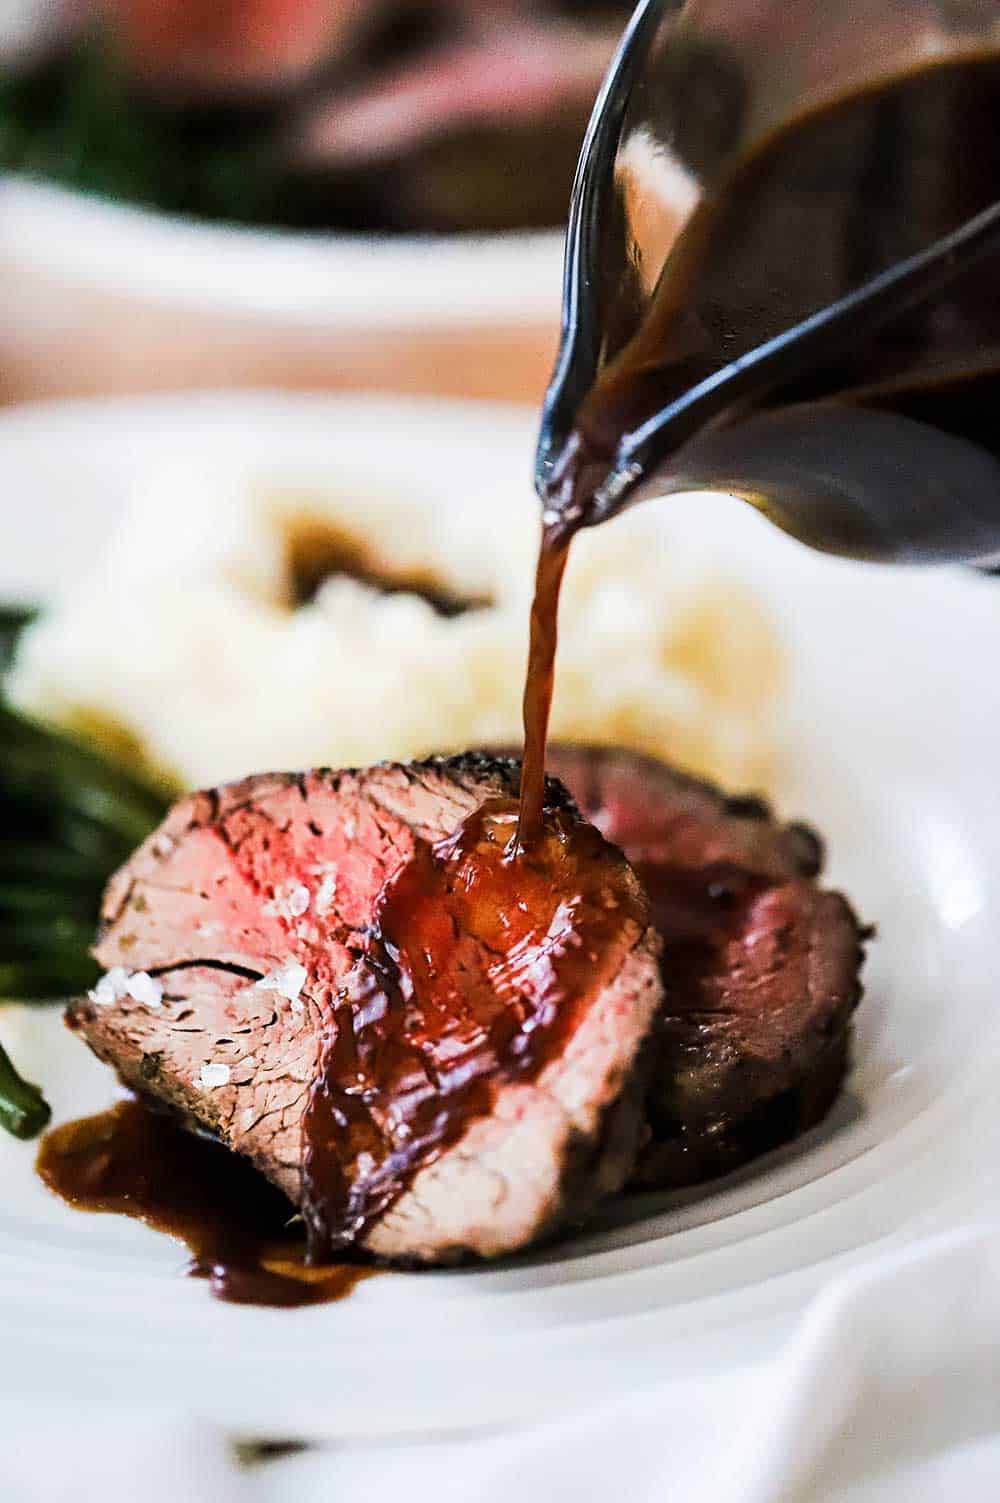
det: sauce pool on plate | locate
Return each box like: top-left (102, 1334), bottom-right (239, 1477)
top-left (37, 1098), bottom-right (375, 1308)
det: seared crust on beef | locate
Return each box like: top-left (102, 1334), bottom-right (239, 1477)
top-left (68, 754), bottom-right (663, 1262)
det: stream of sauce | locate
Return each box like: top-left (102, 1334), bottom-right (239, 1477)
top-left (514, 532), bottom-right (570, 850)
top-left (516, 56), bottom-right (1000, 844)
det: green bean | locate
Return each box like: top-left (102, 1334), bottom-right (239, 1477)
top-left (0, 958), bottom-right (99, 1001)
top-left (0, 1041), bottom-right (51, 1139)
top-left (0, 606), bottom-right (35, 671)
top-left (0, 697), bottom-right (168, 999)
top-left (0, 914), bottom-right (97, 958)
top-left (0, 745), bottom-right (163, 850)
top-left (0, 694), bottom-right (172, 1120)
top-left (0, 881), bottom-right (104, 916)
top-left (0, 840), bottom-right (113, 886)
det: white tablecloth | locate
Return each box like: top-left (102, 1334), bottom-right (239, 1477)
top-left (4, 1223), bottom-right (999, 1502)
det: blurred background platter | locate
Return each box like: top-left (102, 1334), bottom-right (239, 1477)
top-left (0, 178), bottom-right (564, 403)
top-left (0, 0), bottom-right (640, 405)
top-left (1, 390), bottom-right (998, 1440)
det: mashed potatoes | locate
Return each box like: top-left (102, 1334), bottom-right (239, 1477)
top-left (6, 464), bottom-right (782, 794)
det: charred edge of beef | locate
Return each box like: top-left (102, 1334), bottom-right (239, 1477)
top-left (633, 992), bottom-right (859, 1192)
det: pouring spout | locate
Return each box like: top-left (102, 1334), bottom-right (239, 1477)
top-left (537, 0), bottom-right (1000, 564)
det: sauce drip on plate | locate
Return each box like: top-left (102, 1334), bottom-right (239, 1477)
top-left (37, 1099), bottom-right (375, 1307)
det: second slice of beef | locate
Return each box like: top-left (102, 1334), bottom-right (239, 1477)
top-left (68, 754), bottom-right (663, 1263)
top-left (544, 746), bottom-right (868, 1189)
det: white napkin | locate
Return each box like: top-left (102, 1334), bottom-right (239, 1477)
top-left (4, 1224), bottom-right (999, 1503)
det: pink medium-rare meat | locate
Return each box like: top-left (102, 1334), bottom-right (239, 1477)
top-left (67, 754), bottom-right (663, 1263)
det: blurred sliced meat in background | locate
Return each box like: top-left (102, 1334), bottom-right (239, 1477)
top-left (0, 0), bottom-right (631, 229)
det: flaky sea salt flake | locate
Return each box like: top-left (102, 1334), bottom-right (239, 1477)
top-left (126, 971), bottom-right (163, 1008)
top-left (314, 871), bottom-right (338, 915)
top-left (257, 960), bottom-right (308, 1005)
top-left (88, 966), bottom-right (132, 1006)
top-left (264, 881), bottom-right (312, 922)
top-left (199, 1063), bottom-right (231, 1090)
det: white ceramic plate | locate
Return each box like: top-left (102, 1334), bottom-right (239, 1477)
top-left (0, 178), bottom-right (564, 330)
top-left (1, 392), bottom-right (998, 1442)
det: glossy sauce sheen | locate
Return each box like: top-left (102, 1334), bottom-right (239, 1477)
top-left (301, 796), bottom-right (646, 1253)
top-left (37, 1100), bottom-right (374, 1307)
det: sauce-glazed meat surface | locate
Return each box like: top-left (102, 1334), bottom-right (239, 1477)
top-left (68, 753), bottom-right (663, 1263)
